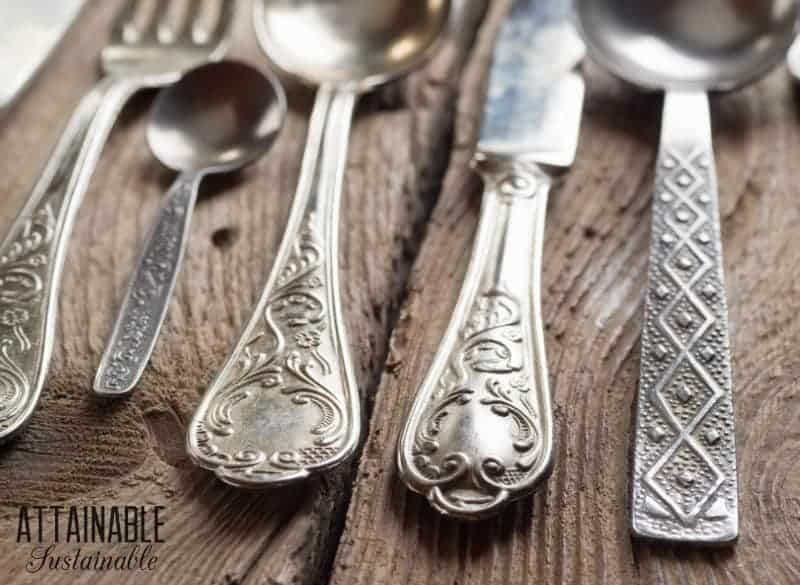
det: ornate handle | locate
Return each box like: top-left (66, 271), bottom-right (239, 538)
top-left (397, 157), bottom-right (554, 520)
top-left (0, 78), bottom-right (136, 441)
top-left (187, 87), bottom-right (361, 487)
top-left (631, 91), bottom-right (738, 544)
top-left (94, 173), bottom-right (201, 397)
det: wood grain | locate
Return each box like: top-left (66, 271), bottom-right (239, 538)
top-left (329, 2), bottom-right (800, 585)
top-left (1, 0), bottom-right (799, 584)
top-left (0, 0), bottom-right (486, 583)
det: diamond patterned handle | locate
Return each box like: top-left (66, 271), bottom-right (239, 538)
top-left (631, 91), bottom-right (738, 544)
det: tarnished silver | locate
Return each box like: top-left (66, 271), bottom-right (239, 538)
top-left (94, 61), bottom-right (285, 397)
top-left (0, 0), bottom-right (85, 113)
top-left (0, 0), bottom-right (233, 442)
top-left (576, 0), bottom-right (799, 544)
top-left (186, 0), bottom-right (451, 488)
top-left (397, 0), bottom-right (585, 521)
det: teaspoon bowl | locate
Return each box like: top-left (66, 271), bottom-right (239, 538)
top-left (148, 60), bottom-right (286, 174)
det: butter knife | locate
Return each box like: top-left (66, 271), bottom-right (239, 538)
top-left (396, 0), bottom-right (586, 520)
top-left (0, 1), bottom-right (85, 113)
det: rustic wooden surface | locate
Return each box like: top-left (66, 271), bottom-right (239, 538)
top-left (1, 1), bottom-right (799, 584)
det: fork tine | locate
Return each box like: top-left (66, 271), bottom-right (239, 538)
top-left (141, 0), bottom-right (174, 40)
top-left (110, 0), bottom-right (142, 43)
top-left (174, 0), bottom-right (203, 39)
top-left (199, 0), bottom-right (236, 46)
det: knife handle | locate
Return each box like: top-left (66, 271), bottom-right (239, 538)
top-left (631, 91), bottom-right (738, 544)
top-left (0, 77), bottom-right (135, 441)
top-left (397, 157), bottom-right (555, 520)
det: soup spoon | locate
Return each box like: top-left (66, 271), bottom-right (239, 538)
top-left (94, 60), bottom-right (286, 397)
top-left (187, 0), bottom-right (451, 487)
top-left (576, 0), bottom-right (798, 545)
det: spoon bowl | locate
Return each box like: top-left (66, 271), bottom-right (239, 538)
top-left (255, 0), bottom-right (450, 90)
top-left (148, 60), bottom-right (286, 174)
top-left (575, 0), bottom-right (799, 91)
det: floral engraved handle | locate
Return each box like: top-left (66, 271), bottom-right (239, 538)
top-left (95, 174), bottom-right (201, 397)
top-left (187, 87), bottom-right (361, 487)
top-left (0, 78), bottom-right (135, 441)
top-left (631, 91), bottom-right (738, 544)
top-left (397, 158), bottom-right (555, 520)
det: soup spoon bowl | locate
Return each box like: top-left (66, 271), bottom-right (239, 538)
top-left (577, 0), bottom-right (798, 92)
top-left (575, 0), bottom-right (798, 546)
top-left (256, 0), bottom-right (450, 90)
top-left (186, 0), bottom-right (451, 488)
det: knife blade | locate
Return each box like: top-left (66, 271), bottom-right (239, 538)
top-left (479, 0), bottom-right (585, 165)
top-left (397, 0), bottom-right (586, 520)
top-left (0, 0), bottom-right (85, 112)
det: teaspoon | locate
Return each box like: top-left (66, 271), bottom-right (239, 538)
top-left (576, 0), bottom-right (799, 545)
top-left (187, 0), bottom-right (451, 487)
top-left (94, 60), bottom-right (286, 397)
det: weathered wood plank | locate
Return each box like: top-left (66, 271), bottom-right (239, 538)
top-left (329, 1), bottom-right (800, 584)
top-left (0, 0), bottom-right (486, 583)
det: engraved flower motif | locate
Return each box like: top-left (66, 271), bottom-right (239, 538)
top-left (305, 276), bottom-right (323, 289)
top-left (509, 375), bottom-right (529, 392)
top-left (27, 253), bottom-right (47, 267)
top-left (294, 330), bottom-right (322, 349)
top-left (1, 308), bottom-right (29, 328)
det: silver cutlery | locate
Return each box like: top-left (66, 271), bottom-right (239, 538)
top-left (789, 37), bottom-right (800, 80)
top-left (186, 0), bottom-right (451, 488)
top-left (397, 0), bottom-right (585, 520)
top-left (0, 0), bottom-right (85, 114)
top-left (93, 60), bottom-right (286, 397)
top-left (0, 0), bottom-right (233, 441)
top-left (576, 0), bottom-right (798, 544)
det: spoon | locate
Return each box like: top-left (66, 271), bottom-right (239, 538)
top-left (576, 0), bottom-right (798, 545)
top-left (94, 60), bottom-right (286, 397)
top-left (186, 0), bottom-right (451, 487)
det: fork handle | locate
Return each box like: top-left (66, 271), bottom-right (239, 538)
top-left (94, 172), bottom-right (201, 397)
top-left (187, 86), bottom-right (361, 487)
top-left (397, 157), bottom-right (555, 520)
top-left (0, 77), bottom-right (137, 441)
top-left (631, 91), bottom-right (738, 544)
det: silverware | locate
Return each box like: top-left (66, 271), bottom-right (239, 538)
top-left (397, 0), bottom-right (585, 520)
top-left (576, 0), bottom-right (798, 544)
top-left (94, 61), bottom-right (286, 397)
top-left (789, 37), bottom-right (800, 80)
top-left (0, 0), bottom-right (233, 442)
top-left (186, 0), bottom-right (451, 488)
top-left (0, 0), bottom-right (85, 113)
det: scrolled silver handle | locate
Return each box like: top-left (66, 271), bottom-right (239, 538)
top-left (187, 86), bottom-right (361, 487)
top-left (397, 157), bottom-right (554, 520)
top-left (0, 78), bottom-right (136, 441)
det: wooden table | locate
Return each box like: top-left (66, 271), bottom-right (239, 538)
top-left (1, 1), bottom-right (798, 583)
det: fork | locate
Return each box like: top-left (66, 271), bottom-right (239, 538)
top-left (0, 0), bottom-right (233, 441)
